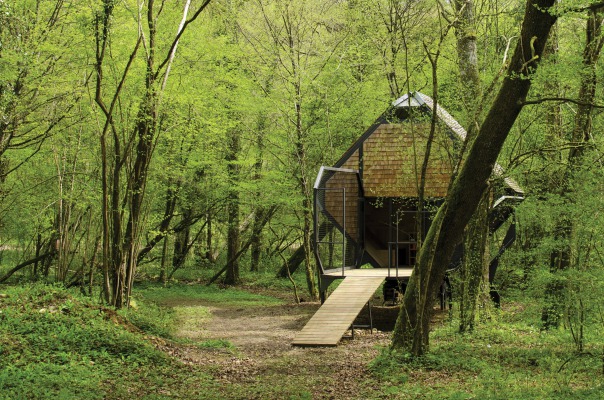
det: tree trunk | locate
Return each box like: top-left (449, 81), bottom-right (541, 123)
top-left (250, 116), bottom-right (267, 272)
top-left (391, 0), bottom-right (557, 355)
top-left (459, 187), bottom-right (490, 332)
top-left (250, 206), bottom-right (265, 272)
top-left (159, 235), bottom-right (169, 284)
top-left (453, 0), bottom-right (493, 330)
top-left (206, 211), bottom-right (214, 262)
top-left (224, 126), bottom-right (241, 285)
top-left (454, 0), bottom-right (481, 131)
top-left (94, 0), bottom-right (211, 308)
top-left (295, 100), bottom-right (318, 300)
top-left (171, 209), bottom-right (192, 276)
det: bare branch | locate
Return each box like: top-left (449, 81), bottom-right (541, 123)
top-left (161, 0), bottom-right (191, 91)
top-left (154, 0), bottom-right (212, 78)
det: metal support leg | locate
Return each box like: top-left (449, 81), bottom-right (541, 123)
top-left (349, 301), bottom-right (373, 339)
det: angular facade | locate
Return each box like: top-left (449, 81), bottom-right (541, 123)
top-left (314, 92), bottom-right (523, 282)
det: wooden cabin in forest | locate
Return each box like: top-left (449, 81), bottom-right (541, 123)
top-left (292, 92), bottom-right (523, 346)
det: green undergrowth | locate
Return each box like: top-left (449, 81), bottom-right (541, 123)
top-left (369, 309), bottom-right (604, 399)
top-left (5, 279), bottom-right (602, 399)
top-left (0, 283), bottom-right (219, 399)
top-left (148, 261), bottom-right (311, 301)
top-left (135, 281), bottom-right (285, 307)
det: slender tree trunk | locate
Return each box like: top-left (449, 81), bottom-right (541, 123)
top-left (391, 0), bottom-right (557, 355)
top-left (206, 211), bottom-right (214, 262)
top-left (302, 196), bottom-right (317, 300)
top-left (250, 207), bottom-right (265, 272)
top-left (34, 232), bottom-right (42, 280)
top-left (93, 0), bottom-right (210, 308)
top-left (250, 116), bottom-right (266, 272)
top-left (224, 127), bottom-right (241, 285)
top-left (284, 7), bottom-right (318, 299)
top-left (295, 101), bottom-right (318, 300)
top-left (172, 209), bottom-right (191, 276)
top-left (159, 235), bottom-right (169, 284)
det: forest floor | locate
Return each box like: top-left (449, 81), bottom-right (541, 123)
top-left (138, 284), bottom-right (604, 399)
top-left (150, 288), bottom-right (399, 399)
top-left (2, 282), bottom-right (603, 399)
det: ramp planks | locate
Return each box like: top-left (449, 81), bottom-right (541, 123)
top-left (292, 276), bottom-right (384, 347)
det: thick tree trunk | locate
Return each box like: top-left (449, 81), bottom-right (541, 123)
top-left (452, 0), bottom-right (493, 331)
top-left (459, 188), bottom-right (490, 332)
top-left (391, 0), bottom-right (557, 355)
top-left (454, 0), bottom-right (481, 129)
top-left (453, 0), bottom-right (493, 329)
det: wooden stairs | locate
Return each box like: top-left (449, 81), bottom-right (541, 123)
top-left (292, 276), bottom-right (384, 347)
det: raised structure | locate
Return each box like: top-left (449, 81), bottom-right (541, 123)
top-left (293, 92), bottom-right (523, 347)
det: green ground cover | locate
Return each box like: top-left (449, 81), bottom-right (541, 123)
top-left (1, 281), bottom-right (603, 399)
top-left (135, 282), bottom-right (284, 307)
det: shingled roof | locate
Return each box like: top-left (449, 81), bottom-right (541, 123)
top-left (334, 91), bottom-right (524, 197)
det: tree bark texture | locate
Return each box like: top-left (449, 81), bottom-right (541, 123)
top-left (459, 188), bottom-right (490, 333)
top-left (453, 0), bottom-right (482, 134)
top-left (453, 0), bottom-right (491, 332)
top-left (391, 0), bottom-right (557, 355)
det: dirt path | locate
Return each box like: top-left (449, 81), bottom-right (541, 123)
top-left (159, 298), bottom-right (394, 399)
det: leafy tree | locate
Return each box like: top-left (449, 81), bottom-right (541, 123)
top-left (93, 0), bottom-right (211, 308)
top-left (541, 6), bottom-right (604, 330)
top-left (238, 0), bottom-right (357, 298)
top-left (391, 0), bottom-right (557, 356)
top-left (0, 1), bottom-right (92, 284)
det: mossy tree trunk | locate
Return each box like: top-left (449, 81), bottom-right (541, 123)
top-left (391, 0), bottom-right (557, 355)
top-left (453, 0), bottom-right (494, 332)
top-left (459, 187), bottom-right (490, 333)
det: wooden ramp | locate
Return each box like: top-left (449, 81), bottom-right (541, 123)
top-left (292, 276), bottom-right (384, 347)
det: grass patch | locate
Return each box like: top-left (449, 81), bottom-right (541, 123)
top-left (135, 281), bottom-right (284, 307)
top-left (197, 338), bottom-right (236, 351)
top-left (170, 304), bottom-right (213, 339)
